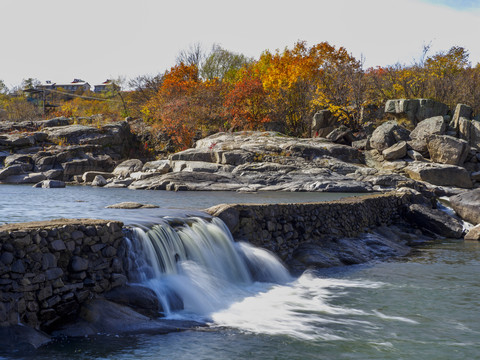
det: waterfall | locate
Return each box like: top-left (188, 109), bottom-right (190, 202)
top-left (124, 216), bottom-right (292, 320)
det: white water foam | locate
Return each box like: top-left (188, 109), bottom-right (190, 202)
top-left (127, 217), bottom-right (416, 340)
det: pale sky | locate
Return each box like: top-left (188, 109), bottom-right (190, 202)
top-left (1, 0), bottom-right (479, 89)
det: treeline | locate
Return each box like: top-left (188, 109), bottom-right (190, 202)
top-left (1, 41), bottom-right (480, 151)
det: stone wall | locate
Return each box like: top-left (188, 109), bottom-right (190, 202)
top-left (207, 193), bottom-right (411, 260)
top-left (0, 219), bottom-right (125, 332)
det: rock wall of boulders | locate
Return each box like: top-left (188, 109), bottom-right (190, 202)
top-left (208, 193), bottom-right (409, 258)
top-left (0, 219), bottom-right (126, 332)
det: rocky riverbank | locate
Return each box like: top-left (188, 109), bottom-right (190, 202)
top-left (1, 101), bottom-right (480, 198)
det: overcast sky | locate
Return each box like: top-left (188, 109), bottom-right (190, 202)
top-left (1, 0), bottom-right (479, 89)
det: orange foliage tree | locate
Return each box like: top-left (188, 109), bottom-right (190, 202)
top-left (223, 68), bottom-right (271, 130)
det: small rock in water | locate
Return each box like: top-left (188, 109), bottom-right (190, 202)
top-left (105, 202), bottom-right (159, 209)
top-left (32, 180), bottom-right (66, 188)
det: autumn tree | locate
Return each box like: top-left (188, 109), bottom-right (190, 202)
top-left (143, 63), bottom-right (209, 149)
top-left (223, 68), bottom-right (270, 130)
top-left (424, 46), bottom-right (470, 106)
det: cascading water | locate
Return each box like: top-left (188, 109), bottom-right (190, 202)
top-left (124, 216), bottom-right (416, 340)
top-left (124, 216), bottom-right (292, 319)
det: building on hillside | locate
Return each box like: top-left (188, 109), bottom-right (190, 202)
top-left (36, 79), bottom-right (91, 93)
top-left (93, 79), bottom-right (118, 93)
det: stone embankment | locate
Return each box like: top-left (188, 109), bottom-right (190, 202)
top-left (208, 192), bottom-right (464, 271)
top-left (0, 219), bottom-right (125, 332)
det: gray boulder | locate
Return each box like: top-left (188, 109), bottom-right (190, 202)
top-left (326, 126), bottom-right (356, 145)
top-left (463, 119), bottom-right (480, 149)
top-left (406, 149), bottom-right (425, 161)
top-left (62, 155), bottom-right (115, 178)
top-left (449, 189), bottom-right (480, 225)
top-left (142, 160), bottom-right (171, 174)
top-left (407, 139), bottom-right (429, 155)
top-left (450, 103), bottom-right (473, 129)
top-left (404, 162), bottom-right (473, 188)
top-left (169, 148), bottom-right (215, 163)
top-left (410, 116), bottom-right (447, 142)
top-left (92, 175), bottom-right (107, 187)
top-left (404, 204), bottom-right (464, 238)
top-left (215, 149), bottom-right (255, 166)
top-left (112, 159), bottom-right (143, 178)
top-left (382, 141), bottom-right (407, 161)
top-left (2, 172), bottom-right (47, 184)
top-left (106, 202), bottom-right (159, 209)
top-left (0, 325), bottom-right (51, 350)
top-left (104, 285), bottom-right (161, 318)
top-left (82, 171), bottom-right (115, 183)
top-left (56, 299), bottom-right (198, 337)
top-left (284, 142), bottom-right (364, 163)
top-left (464, 224), bottom-right (480, 240)
top-left (37, 117), bottom-right (72, 128)
top-left (311, 110), bottom-right (336, 137)
top-left (369, 121), bottom-right (410, 152)
top-left (4, 154), bottom-right (34, 170)
top-left (0, 164), bottom-right (28, 181)
top-left (427, 135), bottom-right (470, 165)
top-left (385, 99), bottom-right (449, 125)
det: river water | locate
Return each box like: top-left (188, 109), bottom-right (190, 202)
top-left (1, 185), bottom-right (479, 360)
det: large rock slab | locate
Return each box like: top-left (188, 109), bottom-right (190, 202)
top-left (311, 110), bottom-right (336, 137)
top-left (129, 171), bottom-right (243, 191)
top-left (450, 103), bottom-right (473, 129)
top-left (142, 160), bottom-right (171, 173)
top-left (55, 299), bottom-right (201, 337)
top-left (410, 116), bottom-right (447, 139)
top-left (283, 142), bottom-right (364, 163)
top-left (215, 149), bottom-right (255, 166)
top-left (62, 155), bottom-right (115, 178)
top-left (169, 148), bottom-right (215, 163)
top-left (369, 121), bottom-right (410, 152)
top-left (106, 202), bottom-right (159, 209)
top-left (404, 162), bottom-right (473, 188)
top-left (112, 159), bottom-right (143, 178)
top-left (426, 135), bottom-right (470, 165)
top-left (382, 141), bottom-right (407, 161)
top-left (385, 99), bottom-right (449, 125)
top-left (104, 285), bottom-right (161, 318)
top-left (449, 189), bottom-right (480, 225)
top-left (404, 204), bottom-right (464, 238)
top-left (464, 224), bottom-right (480, 240)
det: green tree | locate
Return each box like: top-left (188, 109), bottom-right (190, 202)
top-left (0, 79), bottom-right (8, 94)
top-left (200, 45), bottom-right (252, 82)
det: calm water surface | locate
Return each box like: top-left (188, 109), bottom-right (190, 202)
top-left (0, 185), bottom-right (478, 360)
top-left (0, 184), bottom-right (362, 224)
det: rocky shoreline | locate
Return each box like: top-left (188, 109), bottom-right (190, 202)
top-left (1, 101), bottom-right (480, 199)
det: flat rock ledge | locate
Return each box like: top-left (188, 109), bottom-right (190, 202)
top-left (105, 202), bottom-right (159, 209)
